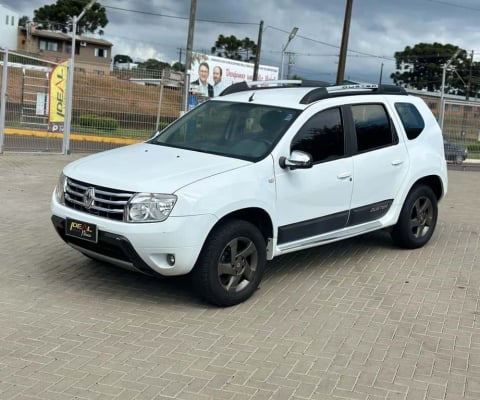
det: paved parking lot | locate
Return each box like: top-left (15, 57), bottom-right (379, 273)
top-left (0, 153), bottom-right (479, 400)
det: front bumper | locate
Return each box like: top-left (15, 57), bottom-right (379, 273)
top-left (52, 215), bottom-right (158, 275)
top-left (51, 194), bottom-right (217, 276)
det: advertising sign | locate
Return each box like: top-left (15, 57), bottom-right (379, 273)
top-left (36, 92), bottom-right (48, 116)
top-left (189, 52), bottom-right (279, 101)
top-left (48, 61), bottom-right (68, 132)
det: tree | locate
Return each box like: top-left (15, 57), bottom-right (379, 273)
top-left (290, 74), bottom-right (304, 80)
top-left (137, 59), bottom-right (170, 71)
top-left (114, 54), bottom-right (133, 64)
top-left (19, 16), bottom-right (29, 27)
top-left (171, 61), bottom-right (185, 72)
top-left (135, 59), bottom-right (171, 79)
top-left (211, 34), bottom-right (257, 62)
top-left (33, 0), bottom-right (108, 35)
top-left (391, 42), bottom-right (468, 92)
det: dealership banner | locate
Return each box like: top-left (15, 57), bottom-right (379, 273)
top-left (48, 61), bottom-right (68, 132)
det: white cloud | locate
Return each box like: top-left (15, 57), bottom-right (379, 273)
top-left (4, 0), bottom-right (480, 83)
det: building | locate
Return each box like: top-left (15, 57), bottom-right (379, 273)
top-left (17, 24), bottom-right (113, 75)
top-left (0, 4), bottom-right (20, 50)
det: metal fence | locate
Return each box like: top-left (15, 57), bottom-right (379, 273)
top-left (1, 49), bottom-right (479, 160)
top-left (0, 49), bottom-right (183, 153)
top-left (416, 92), bottom-right (480, 161)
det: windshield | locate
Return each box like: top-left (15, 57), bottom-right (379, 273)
top-left (149, 101), bottom-right (301, 161)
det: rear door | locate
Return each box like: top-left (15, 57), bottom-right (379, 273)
top-left (347, 101), bottom-right (409, 225)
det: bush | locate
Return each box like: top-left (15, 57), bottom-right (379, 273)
top-left (466, 143), bottom-right (480, 153)
top-left (157, 121), bottom-right (169, 131)
top-left (77, 114), bottom-right (118, 131)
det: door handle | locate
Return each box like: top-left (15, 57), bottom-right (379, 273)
top-left (391, 160), bottom-right (404, 166)
top-left (337, 172), bottom-right (352, 180)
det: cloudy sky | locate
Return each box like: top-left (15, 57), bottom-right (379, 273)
top-left (3, 0), bottom-right (480, 83)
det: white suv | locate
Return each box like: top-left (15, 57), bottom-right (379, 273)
top-left (51, 82), bottom-right (448, 306)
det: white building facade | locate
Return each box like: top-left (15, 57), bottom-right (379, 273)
top-left (0, 4), bottom-right (19, 50)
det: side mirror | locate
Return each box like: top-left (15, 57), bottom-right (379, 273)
top-left (279, 150), bottom-right (313, 170)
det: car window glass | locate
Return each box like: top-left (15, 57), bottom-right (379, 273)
top-left (291, 107), bottom-right (344, 163)
top-left (151, 101), bottom-right (300, 161)
top-left (395, 102), bottom-right (425, 140)
top-left (352, 104), bottom-right (395, 152)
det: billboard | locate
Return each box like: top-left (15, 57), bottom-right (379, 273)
top-left (48, 61), bottom-right (68, 132)
top-left (189, 52), bottom-right (279, 99)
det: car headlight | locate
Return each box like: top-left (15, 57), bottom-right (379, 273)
top-left (55, 172), bottom-right (67, 204)
top-left (126, 193), bottom-right (177, 223)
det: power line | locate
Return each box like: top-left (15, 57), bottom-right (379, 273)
top-left (104, 5), bottom-right (257, 25)
top-left (265, 25), bottom-right (394, 61)
top-left (104, 5), bottom-right (393, 62)
top-left (425, 0), bottom-right (480, 12)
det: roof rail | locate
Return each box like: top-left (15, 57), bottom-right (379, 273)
top-left (299, 84), bottom-right (407, 104)
top-left (219, 79), bottom-right (330, 96)
top-left (218, 80), bottom-right (407, 103)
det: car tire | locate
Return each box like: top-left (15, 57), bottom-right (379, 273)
top-left (391, 185), bottom-right (438, 249)
top-left (455, 154), bottom-right (464, 164)
top-left (192, 219), bottom-right (266, 307)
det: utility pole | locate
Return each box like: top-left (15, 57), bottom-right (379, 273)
top-left (253, 20), bottom-right (263, 81)
top-left (336, 0), bottom-right (353, 85)
top-left (286, 52), bottom-right (295, 79)
top-left (466, 50), bottom-right (474, 100)
top-left (63, 0), bottom-right (96, 154)
top-left (280, 27), bottom-right (298, 80)
top-left (183, 0), bottom-right (197, 113)
top-left (177, 48), bottom-right (183, 65)
top-left (439, 49), bottom-right (461, 130)
top-left (379, 62), bottom-right (384, 85)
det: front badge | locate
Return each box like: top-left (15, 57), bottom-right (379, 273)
top-left (83, 187), bottom-right (95, 210)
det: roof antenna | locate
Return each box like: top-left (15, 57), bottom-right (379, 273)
top-left (248, 92), bottom-right (255, 102)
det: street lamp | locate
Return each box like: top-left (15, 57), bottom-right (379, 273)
top-left (63, 0), bottom-right (96, 154)
top-left (280, 27), bottom-right (298, 80)
top-left (439, 49), bottom-right (461, 131)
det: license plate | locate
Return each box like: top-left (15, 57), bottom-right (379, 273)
top-left (65, 218), bottom-right (98, 243)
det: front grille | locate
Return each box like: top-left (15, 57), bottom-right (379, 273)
top-left (64, 177), bottom-right (134, 221)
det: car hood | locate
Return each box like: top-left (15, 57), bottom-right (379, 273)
top-left (63, 143), bottom-right (251, 193)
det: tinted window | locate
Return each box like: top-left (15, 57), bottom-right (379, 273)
top-left (395, 102), bottom-right (425, 140)
top-left (352, 104), bottom-right (395, 152)
top-left (291, 108), bottom-right (344, 163)
top-left (150, 101), bottom-right (300, 161)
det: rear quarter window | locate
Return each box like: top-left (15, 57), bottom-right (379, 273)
top-left (395, 102), bottom-right (425, 140)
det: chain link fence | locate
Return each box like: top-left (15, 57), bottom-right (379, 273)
top-left (415, 91), bottom-right (480, 161)
top-left (0, 49), bottom-right (60, 152)
top-left (1, 50), bottom-right (479, 160)
top-left (0, 49), bottom-right (184, 153)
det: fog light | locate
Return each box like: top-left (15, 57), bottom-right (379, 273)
top-left (167, 254), bottom-right (175, 266)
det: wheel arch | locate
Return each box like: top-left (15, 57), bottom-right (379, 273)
top-left (213, 207), bottom-right (274, 244)
top-left (411, 174), bottom-right (445, 201)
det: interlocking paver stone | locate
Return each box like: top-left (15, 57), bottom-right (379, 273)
top-left (0, 153), bottom-right (479, 399)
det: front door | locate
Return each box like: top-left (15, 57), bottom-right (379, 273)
top-left (274, 107), bottom-right (354, 245)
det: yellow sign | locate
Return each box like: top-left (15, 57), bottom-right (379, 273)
top-left (48, 61), bottom-right (68, 132)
